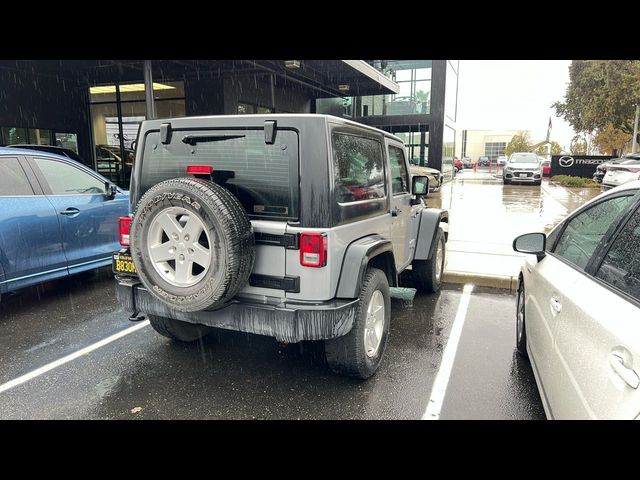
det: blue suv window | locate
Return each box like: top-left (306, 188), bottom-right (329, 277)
top-left (0, 158), bottom-right (33, 196)
top-left (34, 158), bottom-right (106, 195)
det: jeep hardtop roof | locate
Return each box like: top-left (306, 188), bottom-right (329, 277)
top-left (139, 114), bottom-right (404, 144)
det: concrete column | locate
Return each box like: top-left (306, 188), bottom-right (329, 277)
top-left (428, 60), bottom-right (447, 171)
top-left (144, 60), bottom-right (156, 120)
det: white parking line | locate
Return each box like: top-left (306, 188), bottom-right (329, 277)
top-left (0, 320), bottom-right (149, 395)
top-left (422, 284), bottom-right (474, 420)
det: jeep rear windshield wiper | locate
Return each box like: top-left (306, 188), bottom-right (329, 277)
top-left (181, 134), bottom-right (245, 145)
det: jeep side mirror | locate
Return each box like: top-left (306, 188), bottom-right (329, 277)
top-left (412, 175), bottom-right (429, 196)
top-left (513, 232), bottom-right (546, 262)
top-left (105, 182), bottom-right (117, 198)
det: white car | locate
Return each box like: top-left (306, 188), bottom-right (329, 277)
top-left (602, 160), bottom-right (640, 189)
top-left (503, 152), bottom-right (542, 186)
top-left (513, 180), bottom-right (640, 419)
top-left (497, 155), bottom-right (507, 166)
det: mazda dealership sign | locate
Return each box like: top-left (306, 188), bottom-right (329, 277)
top-left (550, 155), bottom-right (615, 178)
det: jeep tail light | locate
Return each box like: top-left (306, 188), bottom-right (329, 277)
top-left (186, 165), bottom-right (213, 175)
top-left (119, 216), bottom-right (132, 247)
top-left (300, 233), bottom-right (327, 268)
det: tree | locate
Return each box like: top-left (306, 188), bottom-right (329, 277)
top-left (414, 89), bottom-right (430, 113)
top-left (505, 132), bottom-right (532, 156)
top-left (570, 135), bottom-right (588, 155)
top-left (535, 141), bottom-right (562, 155)
top-left (553, 60), bottom-right (640, 136)
top-left (593, 124), bottom-right (632, 156)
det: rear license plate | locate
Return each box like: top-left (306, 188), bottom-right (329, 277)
top-left (112, 252), bottom-right (137, 275)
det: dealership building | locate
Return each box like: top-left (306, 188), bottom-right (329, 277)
top-left (456, 129), bottom-right (531, 162)
top-left (0, 60), bottom-right (459, 187)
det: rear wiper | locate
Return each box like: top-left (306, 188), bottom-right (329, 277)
top-left (181, 134), bottom-right (245, 145)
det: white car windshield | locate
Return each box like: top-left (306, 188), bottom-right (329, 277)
top-left (510, 154), bottom-right (539, 163)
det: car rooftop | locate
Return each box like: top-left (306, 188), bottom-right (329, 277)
top-left (0, 146), bottom-right (71, 158)
top-left (141, 113), bottom-right (404, 144)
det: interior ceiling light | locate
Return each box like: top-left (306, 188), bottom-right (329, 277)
top-left (284, 60), bottom-right (301, 69)
top-left (90, 83), bottom-right (176, 94)
top-left (338, 84), bottom-right (350, 92)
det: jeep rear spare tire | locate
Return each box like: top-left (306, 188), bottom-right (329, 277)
top-left (130, 177), bottom-right (255, 313)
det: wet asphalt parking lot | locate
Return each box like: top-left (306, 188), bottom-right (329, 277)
top-left (0, 266), bottom-right (545, 420)
top-left (3, 173), bottom-right (591, 420)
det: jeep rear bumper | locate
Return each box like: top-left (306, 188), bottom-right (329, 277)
top-left (115, 277), bottom-right (358, 343)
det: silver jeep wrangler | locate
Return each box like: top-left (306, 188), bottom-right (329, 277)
top-left (114, 114), bottom-right (449, 379)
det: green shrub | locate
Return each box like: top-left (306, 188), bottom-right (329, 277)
top-left (550, 175), bottom-right (599, 188)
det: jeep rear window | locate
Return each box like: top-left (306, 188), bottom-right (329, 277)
top-left (140, 129), bottom-right (299, 219)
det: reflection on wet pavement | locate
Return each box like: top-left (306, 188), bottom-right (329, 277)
top-left (428, 170), bottom-right (602, 280)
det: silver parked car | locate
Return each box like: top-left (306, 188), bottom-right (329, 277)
top-left (602, 159), bottom-right (640, 190)
top-left (409, 159), bottom-right (443, 192)
top-left (503, 152), bottom-right (542, 186)
top-left (513, 181), bottom-right (640, 419)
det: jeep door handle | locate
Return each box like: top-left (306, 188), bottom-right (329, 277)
top-left (550, 297), bottom-right (562, 315)
top-left (60, 208), bottom-right (80, 217)
top-left (391, 206), bottom-right (401, 217)
top-left (609, 353), bottom-right (640, 389)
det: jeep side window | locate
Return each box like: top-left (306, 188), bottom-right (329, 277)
top-left (388, 145), bottom-right (409, 195)
top-left (332, 133), bottom-right (385, 203)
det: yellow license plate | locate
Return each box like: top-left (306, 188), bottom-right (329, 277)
top-left (112, 253), bottom-right (137, 275)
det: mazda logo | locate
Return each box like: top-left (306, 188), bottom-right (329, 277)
top-left (559, 156), bottom-right (574, 168)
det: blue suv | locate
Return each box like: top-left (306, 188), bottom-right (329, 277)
top-left (0, 147), bottom-right (129, 300)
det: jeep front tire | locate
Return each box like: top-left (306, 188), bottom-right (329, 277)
top-left (413, 228), bottom-right (445, 293)
top-left (324, 268), bottom-right (390, 379)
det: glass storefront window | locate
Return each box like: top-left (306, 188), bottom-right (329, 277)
top-left (55, 133), bottom-right (78, 153)
top-left (442, 125), bottom-right (456, 179)
top-left (237, 102), bottom-right (275, 115)
top-left (89, 80), bottom-right (186, 188)
top-left (395, 70), bottom-right (412, 82)
top-left (316, 62), bottom-right (433, 117)
top-left (414, 81), bottom-right (430, 114)
top-left (2, 127), bottom-right (27, 144)
top-left (445, 61), bottom-right (458, 122)
top-left (27, 128), bottom-right (52, 145)
top-left (415, 68), bottom-right (432, 80)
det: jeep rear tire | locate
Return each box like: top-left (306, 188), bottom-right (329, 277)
top-left (324, 268), bottom-right (390, 379)
top-left (148, 315), bottom-right (209, 343)
top-left (130, 177), bottom-right (255, 313)
top-left (413, 228), bottom-right (445, 293)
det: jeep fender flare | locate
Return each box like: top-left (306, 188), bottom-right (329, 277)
top-left (413, 208), bottom-right (449, 261)
top-left (336, 235), bottom-right (398, 299)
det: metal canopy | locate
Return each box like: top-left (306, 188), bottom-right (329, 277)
top-left (0, 60), bottom-right (399, 98)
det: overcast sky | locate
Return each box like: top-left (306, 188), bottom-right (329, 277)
top-left (456, 60), bottom-right (575, 151)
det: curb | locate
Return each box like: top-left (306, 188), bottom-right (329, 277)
top-left (443, 271), bottom-right (518, 291)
